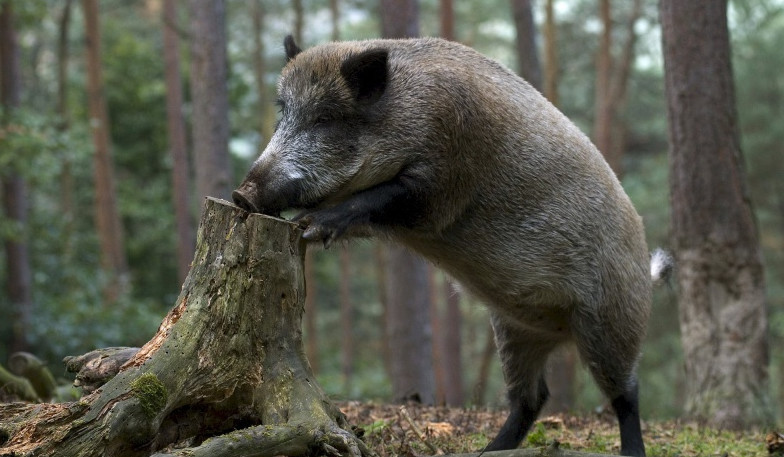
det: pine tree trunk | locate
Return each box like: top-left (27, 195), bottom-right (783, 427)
top-left (163, 0), bottom-right (195, 285)
top-left (1, 0), bottom-right (33, 353)
top-left (661, 0), bottom-right (772, 429)
top-left (509, 0), bottom-right (542, 91)
top-left (543, 0), bottom-right (558, 105)
top-left (0, 199), bottom-right (370, 457)
top-left (82, 0), bottom-right (128, 304)
top-left (190, 0), bottom-right (232, 204)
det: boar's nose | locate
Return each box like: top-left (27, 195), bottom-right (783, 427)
top-left (232, 189), bottom-right (260, 213)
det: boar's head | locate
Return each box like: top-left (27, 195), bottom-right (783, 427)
top-left (233, 36), bottom-right (402, 220)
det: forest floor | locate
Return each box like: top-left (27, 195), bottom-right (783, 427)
top-left (339, 401), bottom-right (783, 457)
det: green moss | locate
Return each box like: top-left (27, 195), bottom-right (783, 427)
top-left (526, 422), bottom-right (548, 446)
top-left (130, 373), bottom-right (168, 419)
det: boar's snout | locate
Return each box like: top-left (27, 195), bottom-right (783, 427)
top-left (232, 187), bottom-right (260, 213)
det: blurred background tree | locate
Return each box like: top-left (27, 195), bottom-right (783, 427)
top-left (0, 0), bottom-right (782, 424)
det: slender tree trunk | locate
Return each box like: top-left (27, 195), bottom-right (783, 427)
top-left (510, 0), bottom-right (542, 91)
top-left (472, 324), bottom-right (496, 405)
top-left (661, 0), bottom-right (772, 429)
top-left (543, 0), bottom-right (558, 105)
top-left (339, 247), bottom-right (354, 397)
top-left (593, 0), bottom-right (615, 174)
top-left (593, 0), bottom-right (642, 179)
top-left (375, 243), bottom-right (392, 377)
top-left (293, 0), bottom-right (304, 45)
top-left (384, 245), bottom-right (435, 404)
top-left (304, 250), bottom-right (319, 374)
top-left (82, 0), bottom-right (129, 303)
top-left (58, 0), bottom-right (76, 258)
top-left (189, 0), bottom-right (232, 204)
top-left (379, 0), bottom-right (435, 405)
top-left (163, 0), bottom-right (194, 284)
top-left (430, 270), bottom-right (446, 405)
top-left (1, 1), bottom-right (32, 353)
top-left (441, 279), bottom-right (464, 406)
top-left (380, 0), bottom-right (419, 39)
top-left (251, 0), bottom-right (274, 147)
top-left (440, 0), bottom-right (455, 41)
top-left (330, 0), bottom-right (340, 41)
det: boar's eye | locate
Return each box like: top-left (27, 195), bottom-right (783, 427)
top-left (314, 114), bottom-right (332, 126)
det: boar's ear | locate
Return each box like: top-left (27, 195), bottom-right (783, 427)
top-left (284, 35), bottom-right (302, 62)
top-left (340, 48), bottom-right (388, 104)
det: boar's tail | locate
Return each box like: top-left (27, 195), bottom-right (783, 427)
top-left (650, 248), bottom-right (674, 286)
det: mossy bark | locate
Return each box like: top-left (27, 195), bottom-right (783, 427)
top-left (0, 198), bottom-right (370, 457)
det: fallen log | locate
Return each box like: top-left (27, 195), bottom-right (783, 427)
top-left (0, 198), bottom-right (369, 457)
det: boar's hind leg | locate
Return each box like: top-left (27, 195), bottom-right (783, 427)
top-left (573, 315), bottom-right (646, 457)
top-left (484, 313), bottom-right (558, 451)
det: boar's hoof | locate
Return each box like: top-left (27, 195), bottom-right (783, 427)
top-left (295, 210), bottom-right (351, 249)
top-left (232, 190), bottom-right (260, 213)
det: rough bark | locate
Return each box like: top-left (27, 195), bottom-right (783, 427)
top-left (510, 0), bottom-right (542, 91)
top-left (0, 198), bottom-right (370, 457)
top-left (82, 0), bottom-right (129, 304)
top-left (293, 0), bottom-right (304, 45)
top-left (190, 0), bottom-right (232, 204)
top-left (661, 0), bottom-right (771, 429)
top-left (1, 0), bottom-right (33, 354)
top-left (163, 0), bottom-right (195, 285)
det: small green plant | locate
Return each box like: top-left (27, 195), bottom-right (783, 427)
top-left (526, 422), bottom-right (548, 446)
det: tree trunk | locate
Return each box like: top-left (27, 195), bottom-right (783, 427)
top-left (82, 0), bottom-right (128, 303)
top-left (661, 0), bottom-right (772, 429)
top-left (163, 0), bottom-right (195, 285)
top-left (593, 0), bottom-right (642, 179)
top-left (384, 245), bottom-right (436, 405)
top-left (441, 279), bottom-right (464, 406)
top-left (440, 0), bottom-right (455, 41)
top-left (0, 198), bottom-right (370, 457)
top-left (380, 0), bottom-right (419, 39)
top-left (330, 0), bottom-right (340, 41)
top-left (190, 0), bottom-right (232, 204)
top-left (543, 0), bottom-right (558, 105)
top-left (304, 249), bottom-right (319, 373)
top-left (251, 0), bottom-right (275, 148)
top-left (1, 0), bottom-right (33, 353)
top-left (293, 0), bottom-right (304, 45)
top-left (58, 0), bottom-right (76, 259)
top-left (510, 0), bottom-right (542, 91)
top-left (472, 324), bottom-right (497, 405)
top-left (340, 246), bottom-right (354, 397)
top-left (593, 0), bottom-right (615, 174)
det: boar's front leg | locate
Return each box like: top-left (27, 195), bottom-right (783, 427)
top-left (295, 172), bottom-right (426, 247)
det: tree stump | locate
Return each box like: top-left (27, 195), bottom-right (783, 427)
top-left (0, 198), bottom-right (370, 457)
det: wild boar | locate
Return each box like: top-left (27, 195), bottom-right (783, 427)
top-left (233, 35), bottom-right (668, 457)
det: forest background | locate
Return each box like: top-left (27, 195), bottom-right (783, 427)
top-left (1, 0), bottom-right (783, 425)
